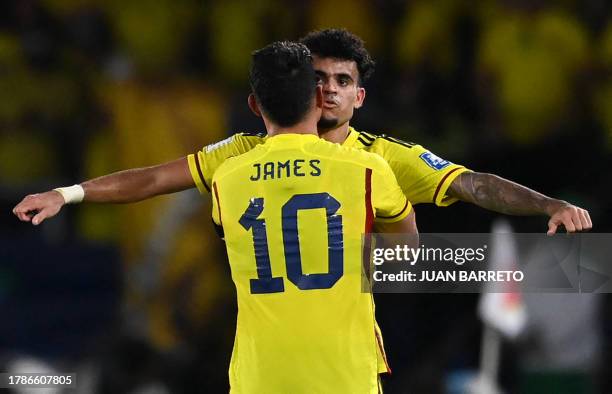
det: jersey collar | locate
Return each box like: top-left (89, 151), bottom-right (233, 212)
top-left (266, 133), bottom-right (319, 146)
top-left (342, 127), bottom-right (360, 147)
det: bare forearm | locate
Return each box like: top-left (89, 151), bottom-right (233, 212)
top-left (448, 172), bottom-right (565, 216)
top-left (82, 158), bottom-right (194, 203)
top-left (82, 167), bottom-right (159, 203)
top-left (13, 158), bottom-right (194, 225)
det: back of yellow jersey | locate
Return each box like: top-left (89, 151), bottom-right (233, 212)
top-left (211, 134), bottom-right (410, 394)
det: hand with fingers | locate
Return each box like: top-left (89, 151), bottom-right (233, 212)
top-left (13, 191), bottom-right (66, 226)
top-left (546, 201), bottom-right (592, 235)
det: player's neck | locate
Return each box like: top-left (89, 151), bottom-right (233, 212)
top-left (318, 123), bottom-right (350, 144)
top-left (266, 112), bottom-right (319, 137)
top-left (266, 121), bottom-right (318, 137)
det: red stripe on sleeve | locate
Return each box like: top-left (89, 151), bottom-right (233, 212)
top-left (363, 168), bottom-right (374, 280)
top-left (213, 182), bottom-right (222, 226)
top-left (432, 167), bottom-right (461, 204)
top-left (364, 168), bottom-right (373, 234)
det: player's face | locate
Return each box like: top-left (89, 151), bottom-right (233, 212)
top-left (313, 56), bottom-right (365, 131)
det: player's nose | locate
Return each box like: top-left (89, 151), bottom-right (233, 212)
top-left (322, 80), bottom-right (338, 93)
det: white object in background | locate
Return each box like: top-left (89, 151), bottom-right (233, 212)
top-left (478, 219), bottom-right (527, 340)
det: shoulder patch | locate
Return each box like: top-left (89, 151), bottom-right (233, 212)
top-left (419, 151), bottom-right (451, 170)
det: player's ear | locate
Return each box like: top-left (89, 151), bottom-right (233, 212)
top-left (354, 86), bottom-right (366, 109)
top-left (248, 94), bottom-right (262, 117)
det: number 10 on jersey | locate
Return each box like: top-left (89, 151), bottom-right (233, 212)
top-left (239, 193), bottom-right (344, 294)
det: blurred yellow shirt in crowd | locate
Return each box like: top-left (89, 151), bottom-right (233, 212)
top-left (478, 6), bottom-right (588, 144)
top-left (86, 79), bottom-right (227, 348)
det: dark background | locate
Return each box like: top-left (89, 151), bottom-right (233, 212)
top-left (0, 0), bottom-right (610, 393)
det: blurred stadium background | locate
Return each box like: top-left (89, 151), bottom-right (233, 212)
top-left (0, 0), bottom-right (610, 393)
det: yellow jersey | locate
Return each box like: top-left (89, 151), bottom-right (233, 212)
top-left (210, 133), bottom-right (410, 394)
top-left (188, 127), bottom-right (470, 206)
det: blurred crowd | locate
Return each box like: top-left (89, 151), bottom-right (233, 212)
top-left (1, 0), bottom-right (611, 393)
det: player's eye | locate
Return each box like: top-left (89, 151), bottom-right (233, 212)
top-left (338, 77), bottom-right (350, 87)
top-left (315, 75), bottom-right (323, 85)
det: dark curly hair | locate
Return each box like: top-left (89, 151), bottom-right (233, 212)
top-left (249, 41), bottom-right (317, 127)
top-left (300, 28), bottom-right (375, 86)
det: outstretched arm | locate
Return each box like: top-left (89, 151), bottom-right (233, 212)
top-left (448, 171), bottom-right (592, 234)
top-left (13, 157), bottom-right (194, 225)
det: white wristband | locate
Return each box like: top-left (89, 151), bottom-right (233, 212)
top-left (54, 184), bottom-right (85, 204)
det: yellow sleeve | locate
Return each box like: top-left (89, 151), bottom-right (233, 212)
top-left (370, 156), bottom-right (412, 223)
top-left (369, 138), bottom-right (470, 206)
top-left (187, 132), bottom-right (266, 194)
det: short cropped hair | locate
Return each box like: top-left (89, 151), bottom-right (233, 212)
top-left (249, 41), bottom-right (317, 127)
top-left (300, 29), bottom-right (375, 85)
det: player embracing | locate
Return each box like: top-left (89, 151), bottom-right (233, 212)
top-left (13, 29), bottom-right (590, 233)
top-left (211, 41), bottom-right (416, 393)
top-left (189, 29), bottom-right (591, 234)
